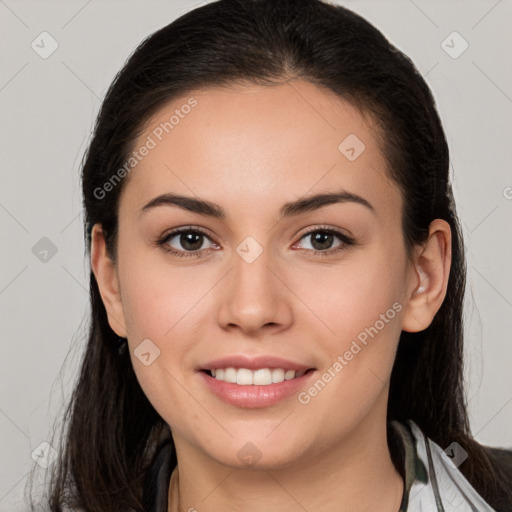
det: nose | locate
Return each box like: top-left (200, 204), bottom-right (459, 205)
top-left (215, 244), bottom-right (294, 337)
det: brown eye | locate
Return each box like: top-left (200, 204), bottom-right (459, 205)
top-left (293, 227), bottom-right (355, 257)
top-left (308, 231), bottom-right (336, 250)
top-left (158, 227), bottom-right (218, 258)
top-left (175, 231), bottom-right (205, 251)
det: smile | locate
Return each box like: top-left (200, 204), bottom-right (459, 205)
top-left (207, 367), bottom-right (308, 385)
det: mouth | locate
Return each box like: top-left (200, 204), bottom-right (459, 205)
top-left (197, 356), bottom-right (317, 408)
top-left (201, 367), bottom-right (315, 385)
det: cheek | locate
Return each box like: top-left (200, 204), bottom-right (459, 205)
top-left (119, 261), bottom-right (203, 429)
top-left (298, 244), bottom-right (406, 346)
top-left (116, 241), bottom-right (209, 344)
top-left (293, 242), bottom-right (406, 407)
top-left (116, 248), bottom-right (218, 407)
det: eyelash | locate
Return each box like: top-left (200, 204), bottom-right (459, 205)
top-left (156, 225), bottom-right (356, 259)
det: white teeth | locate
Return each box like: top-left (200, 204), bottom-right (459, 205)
top-left (224, 367), bottom-right (237, 383)
top-left (253, 368), bottom-right (272, 385)
top-left (210, 367), bottom-right (304, 385)
top-left (236, 368), bottom-right (253, 385)
top-left (271, 368), bottom-right (285, 383)
top-left (284, 370), bottom-right (295, 380)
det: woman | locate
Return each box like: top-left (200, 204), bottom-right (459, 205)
top-left (36, 0), bottom-right (512, 510)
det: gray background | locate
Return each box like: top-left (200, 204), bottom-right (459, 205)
top-left (1, 0), bottom-right (511, 508)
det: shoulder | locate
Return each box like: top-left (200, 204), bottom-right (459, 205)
top-left (483, 444), bottom-right (512, 474)
top-left (480, 443), bottom-right (512, 511)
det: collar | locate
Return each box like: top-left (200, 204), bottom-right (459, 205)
top-left (391, 419), bottom-right (497, 511)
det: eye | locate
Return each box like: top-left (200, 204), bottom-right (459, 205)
top-left (157, 227), bottom-right (219, 258)
top-left (293, 226), bottom-right (355, 257)
top-left (156, 225), bottom-right (355, 259)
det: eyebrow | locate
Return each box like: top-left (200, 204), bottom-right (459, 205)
top-left (139, 189), bottom-right (375, 220)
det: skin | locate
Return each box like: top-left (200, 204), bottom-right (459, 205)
top-left (91, 79), bottom-right (451, 512)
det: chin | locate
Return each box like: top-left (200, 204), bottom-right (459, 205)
top-left (205, 438), bottom-right (310, 471)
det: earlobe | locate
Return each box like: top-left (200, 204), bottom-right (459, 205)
top-left (90, 223), bottom-right (127, 338)
top-left (401, 219), bottom-right (452, 333)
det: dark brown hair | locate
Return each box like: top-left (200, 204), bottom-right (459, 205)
top-left (30, 0), bottom-right (512, 510)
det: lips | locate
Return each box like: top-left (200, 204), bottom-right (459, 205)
top-left (198, 355), bottom-right (316, 408)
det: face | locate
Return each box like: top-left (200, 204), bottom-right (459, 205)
top-left (97, 80), bottom-right (423, 470)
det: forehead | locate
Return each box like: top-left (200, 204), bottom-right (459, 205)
top-left (119, 80), bottom-right (398, 219)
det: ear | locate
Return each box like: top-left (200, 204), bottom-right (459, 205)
top-left (401, 219), bottom-right (452, 333)
top-left (90, 223), bottom-right (127, 337)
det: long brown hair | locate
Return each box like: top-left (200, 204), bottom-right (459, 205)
top-left (30, 0), bottom-right (512, 510)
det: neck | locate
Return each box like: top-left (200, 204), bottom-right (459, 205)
top-left (170, 406), bottom-right (404, 512)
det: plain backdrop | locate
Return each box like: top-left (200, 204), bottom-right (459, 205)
top-left (1, 0), bottom-right (511, 509)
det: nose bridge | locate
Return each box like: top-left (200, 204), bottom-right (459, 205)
top-left (216, 235), bottom-right (292, 333)
top-left (234, 242), bottom-right (273, 299)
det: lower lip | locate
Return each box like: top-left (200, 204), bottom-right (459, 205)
top-left (199, 370), bottom-right (316, 408)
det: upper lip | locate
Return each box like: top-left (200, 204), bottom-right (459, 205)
top-left (200, 355), bottom-right (314, 372)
